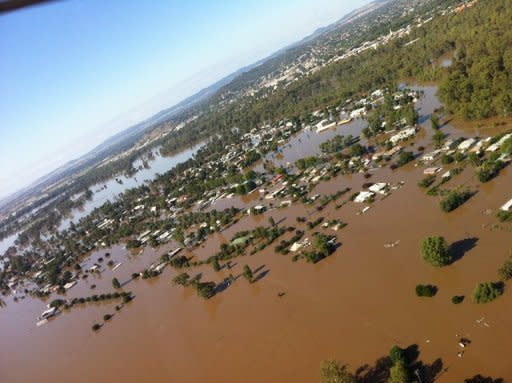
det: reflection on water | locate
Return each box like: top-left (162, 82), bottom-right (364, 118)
top-left (58, 143), bottom-right (204, 230)
top-left (267, 119), bottom-right (368, 168)
top-left (0, 232), bottom-right (17, 255)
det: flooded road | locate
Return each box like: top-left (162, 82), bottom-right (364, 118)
top-left (1, 86), bottom-right (512, 383)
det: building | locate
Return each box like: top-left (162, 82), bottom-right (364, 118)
top-left (500, 198), bottom-right (512, 212)
top-left (457, 138), bottom-right (476, 151)
top-left (421, 150), bottom-right (441, 162)
top-left (424, 167), bottom-right (442, 175)
top-left (316, 119), bottom-right (337, 133)
top-left (368, 183), bottom-right (389, 195)
top-left (354, 191), bottom-right (375, 203)
top-left (389, 127), bottom-right (416, 144)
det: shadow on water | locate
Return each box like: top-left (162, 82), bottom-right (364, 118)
top-left (214, 278), bottom-right (233, 294)
top-left (464, 375), bottom-right (504, 383)
top-left (441, 117), bottom-right (454, 129)
top-left (354, 344), bottom-right (445, 383)
top-left (254, 269), bottom-right (270, 282)
top-left (419, 114), bottom-right (431, 125)
top-left (450, 237), bottom-right (478, 264)
top-left (346, 342), bottom-right (504, 383)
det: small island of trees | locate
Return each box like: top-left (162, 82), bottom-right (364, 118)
top-left (472, 282), bottom-right (504, 304)
top-left (421, 236), bottom-right (451, 267)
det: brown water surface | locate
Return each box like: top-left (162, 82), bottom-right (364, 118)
top-left (1, 86), bottom-right (512, 383)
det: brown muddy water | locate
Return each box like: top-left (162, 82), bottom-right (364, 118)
top-left (1, 86), bottom-right (512, 383)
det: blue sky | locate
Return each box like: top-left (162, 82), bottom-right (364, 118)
top-left (0, 0), bottom-right (364, 199)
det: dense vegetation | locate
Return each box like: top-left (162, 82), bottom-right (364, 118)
top-left (415, 284), bottom-right (437, 297)
top-left (437, 1), bottom-right (512, 119)
top-left (498, 259), bottom-right (512, 281)
top-left (472, 282), bottom-right (504, 304)
top-left (439, 189), bottom-right (471, 212)
top-left (420, 236), bottom-right (451, 267)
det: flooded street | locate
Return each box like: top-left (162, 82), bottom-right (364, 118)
top-left (1, 86), bottom-right (512, 383)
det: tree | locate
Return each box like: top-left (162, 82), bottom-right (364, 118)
top-left (415, 284), bottom-right (437, 297)
top-left (242, 265), bottom-right (253, 283)
top-left (389, 345), bottom-right (405, 364)
top-left (350, 143), bottom-right (366, 157)
top-left (195, 281), bottom-right (216, 299)
top-left (112, 277), bottom-right (121, 289)
top-left (388, 360), bottom-right (410, 383)
top-left (268, 216), bottom-right (276, 227)
top-left (312, 234), bottom-right (333, 258)
top-left (501, 137), bottom-right (512, 155)
top-left (173, 229), bottom-right (185, 246)
top-left (320, 359), bottom-right (355, 383)
top-left (172, 272), bottom-right (190, 286)
top-left (126, 239), bottom-right (141, 249)
top-left (472, 282), bottom-right (504, 303)
top-left (430, 114), bottom-right (440, 130)
top-left (49, 299), bottom-right (65, 309)
top-left (498, 259), bottom-right (512, 280)
top-left (396, 151), bottom-right (414, 167)
top-left (421, 236), bottom-right (451, 267)
top-left (432, 131), bottom-right (445, 148)
top-left (169, 256), bottom-right (190, 269)
top-left (212, 258), bottom-right (221, 272)
top-left (440, 190), bottom-right (471, 212)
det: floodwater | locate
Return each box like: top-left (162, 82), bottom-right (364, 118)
top-left (1, 86), bottom-right (512, 383)
top-left (60, 143), bottom-right (203, 230)
top-left (0, 232), bottom-right (16, 255)
top-left (0, 143), bottom-right (204, 257)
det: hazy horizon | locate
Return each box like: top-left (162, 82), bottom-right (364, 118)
top-left (0, 0), bottom-right (366, 200)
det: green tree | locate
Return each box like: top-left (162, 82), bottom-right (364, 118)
top-left (432, 131), bottom-right (445, 148)
top-left (212, 258), bottom-right (221, 272)
top-left (388, 360), bottom-right (410, 383)
top-left (173, 229), bottom-right (185, 246)
top-left (498, 259), bottom-right (512, 280)
top-left (389, 346), bottom-right (405, 364)
top-left (195, 281), bottom-right (216, 299)
top-left (472, 282), bottom-right (504, 303)
top-left (440, 190), bottom-right (471, 212)
top-left (421, 236), bottom-right (451, 267)
top-left (501, 137), bottom-right (512, 155)
top-left (172, 272), bottom-right (190, 286)
top-left (242, 265), bottom-right (254, 283)
top-left (320, 359), bottom-right (355, 383)
top-left (112, 277), bottom-right (121, 289)
top-left (430, 114), bottom-right (440, 130)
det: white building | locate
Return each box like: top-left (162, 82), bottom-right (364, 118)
top-left (316, 119), bottom-right (336, 133)
top-left (354, 191), bottom-right (375, 203)
top-left (500, 198), bottom-right (512, 212)
top-left (389, 127), bottom-right (416, 144)
top-left (457, 138), bottom-right (476, 151)
top-left (369, 183), bottom-right (389, 195)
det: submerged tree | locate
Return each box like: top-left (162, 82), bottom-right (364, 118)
top-left (242, 265), bottom-right (254, 283)
top-left (112, 277), bottom-right (121, 289)
top-left (320, 359), bottom-right (355, 383)
top-left (421, 236), bottom-right (451, 267)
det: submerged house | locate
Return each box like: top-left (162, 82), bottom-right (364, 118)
top-left (368, 182), bottom-right (389, 195)
top-left (354, 191), bottom-right (375, 203)
top-left (501, 198), bottom-right (512, 212)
